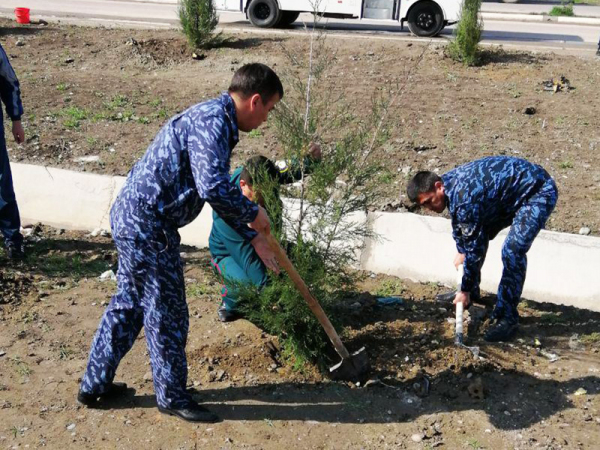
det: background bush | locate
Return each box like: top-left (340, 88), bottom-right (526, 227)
top-left (447, 0), bottom-right (484, 66)
top-left (178, 0), bottom-right (220, 49)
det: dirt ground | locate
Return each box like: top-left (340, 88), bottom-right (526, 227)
top-left (1, 19), bottom-right (600, 235)
top-left (1, 225), bottom-right (599, 449)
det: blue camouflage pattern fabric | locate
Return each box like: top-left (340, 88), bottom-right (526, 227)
top-left (81, 93), bottom-right (259, 408)
top-left (442, 156), bottom-right (558, 319)
top-left (0, 43), bottom-right (24, 247)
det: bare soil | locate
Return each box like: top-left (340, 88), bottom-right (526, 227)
top-left (1, 226), bottom-right (599, 449)
top-left (1, 20), bottom-right (600, 236)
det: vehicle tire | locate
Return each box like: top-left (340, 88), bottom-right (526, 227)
top-left (407, 1), bottom-right (444, 37)
top-left (278, 11), bottom-right (300, 27)
top-left (248, 0), bottom-right (282, 28)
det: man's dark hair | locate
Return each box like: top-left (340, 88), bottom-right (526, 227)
top-left (407, 171), bottom-right (442, 203)
top-left (229, 63), bottom-right (284, 103)
top-left (240, 155), bottom-right (279, 186)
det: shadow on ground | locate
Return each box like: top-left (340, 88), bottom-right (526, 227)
top-left (89, 370), bottom-right (600, 430)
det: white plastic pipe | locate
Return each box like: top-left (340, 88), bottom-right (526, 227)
top-left (455, 264), bottom-right (465, 344)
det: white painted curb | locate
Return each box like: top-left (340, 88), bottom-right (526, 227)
top-left (481, 12), bottom-right (600, 26)
top-left (11, 163), bottom-right (600, 312)
top-left (481, 12), bottom-right (544, 23)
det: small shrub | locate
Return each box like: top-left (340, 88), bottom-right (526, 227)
top-left (178, 0), bottom-right (220, 49)
top-left (237, 14), bottom-right (400, 371)
top-left (581, 332), bottom-right (600, 344)
top-left (447, 0), bottom-right (484, 66)
top-left (550, 3), bottom-right (575, 16)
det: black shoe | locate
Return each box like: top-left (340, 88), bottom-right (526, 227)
top-left (435, 291), bottom-right (477, 309)
top-left (217, 306), bottom-right (241, 323)
top-left (484, 318), bottom-right (519, 342)
top-left (77, 382), bottom-right (131, 406)
top-left (6, 242), bottom-right (25, 260)
top-left (158, 402), bottom-right (220, 423)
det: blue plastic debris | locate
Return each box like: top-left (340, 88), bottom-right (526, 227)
top-left (377, 297), bottom-right (404, 306)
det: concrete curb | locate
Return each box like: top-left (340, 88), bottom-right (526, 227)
top-left (481, 12), bottom-right (600, 26)
top-left (11, 162), bottom-right (600, 312)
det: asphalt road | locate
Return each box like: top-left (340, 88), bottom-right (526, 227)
top-left (1, 0), bottom-right (599, 54)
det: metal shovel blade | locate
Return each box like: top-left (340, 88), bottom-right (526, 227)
top-left (329, 347), bottom-right (370, 383)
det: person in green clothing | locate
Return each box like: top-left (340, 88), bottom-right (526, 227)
top-left (209, 145), bottom-right (321, 322)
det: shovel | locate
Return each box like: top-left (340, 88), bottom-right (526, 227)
top-left (264, 233), bottom-right (370, 383)
top-left (454, 264), bottom-right (480, 357)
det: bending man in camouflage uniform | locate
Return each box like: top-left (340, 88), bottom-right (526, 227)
top-left (407, 156), bottom-right (558, 342)
top-left (0, 43), bottom-right (26, 259)
top-left (78, 64), bottom-right (281, 423)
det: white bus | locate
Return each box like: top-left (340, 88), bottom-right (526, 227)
top-left (215, 0), bottom-right (461, 37)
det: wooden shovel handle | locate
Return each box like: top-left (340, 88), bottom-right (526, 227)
top-left (264, 233), bottom-right (351, 360)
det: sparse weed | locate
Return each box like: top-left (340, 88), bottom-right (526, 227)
top-left (62, 106), bottom-right (88, 129)
top-left (248, 129), bottom-right (263, 138)
top-left (186, 282), bottom-right (218, 298)
top-left (539, 312), bottom-right (565, 324)
top-left (21, 310), bottom-right (38, 324)
top-left (581, 332), bottom-right (600, 344)
top-left (58, 344), bottom-right (74, 360)
top-left (468, 439), bottom-right (482, 450)
top-left (559, 161), bottom-right (573, 169)
top-left (376, 279), bottom-right (404, 297)
top-left (12, 357), bottom-right (32, 378)
top-left (105, 94), bottom-right (129, 110)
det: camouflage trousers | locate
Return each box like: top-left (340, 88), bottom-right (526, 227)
top-left (80, 218), bottom-right (192, 409)
top-left (495, 179), bottom-right (558, 320)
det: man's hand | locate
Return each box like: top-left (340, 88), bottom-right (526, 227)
top-left (454, 253), bottom-right (465, 269)
top-left (251, 233), bottom-right (280, 274)
top-left (12, 120), bottom-right (24, 144)
top-left (453, 291), bottom-right (470, 308)
top-left (308, 142), bottom-right (322, 161)
top-left (249, 206), bottom-right (271, 235)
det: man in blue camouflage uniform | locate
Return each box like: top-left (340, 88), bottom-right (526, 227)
top-left (78, 64), bottom-right (282, 423)
top-left (209, 148), bottom-right (321, 322)
top-left (407, 156), bottom-right (558, 342)
top-left (0, 43), bottom-right (26, 259)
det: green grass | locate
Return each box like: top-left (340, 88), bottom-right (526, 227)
top-left (12, 357), bottom-right (32, 378)
top-left (248, 129), bottom-right (263, 138)
top-left (375, 279), bottom-right (404, 297)
top-left (559, 161), bottom-right (573, 169)
top-left (539, 312), bottom-right (566, 324)
top-left (58, 344), bottom-right (74, 360)
top-left (377, 169), bottom-right (395, 185)
top-left (104, 94), bottom-right (130, 110)
top-left (467, 439), bottom-right (482, 450)
top-left (56, 83), bottom-right (68, 92)
top-left (549, 4), bottom-right (575, 16)
top-left (62, 106), bottom-right (88, 129)
top-left (581, 332), bottom-right (600, 344)
top-left (186, 282), bottom-right (219, 298)
top-left (26, 242), bottom-right (112, 280)
top-left (21, 310), bottom-right (38, 324)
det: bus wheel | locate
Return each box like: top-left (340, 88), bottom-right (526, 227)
top-left (248, 0), bottom-right (282, 28)
top-left (407, 1), bottom-right (444, 37)
top-left (277, 11), bottom-right (300, 27)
